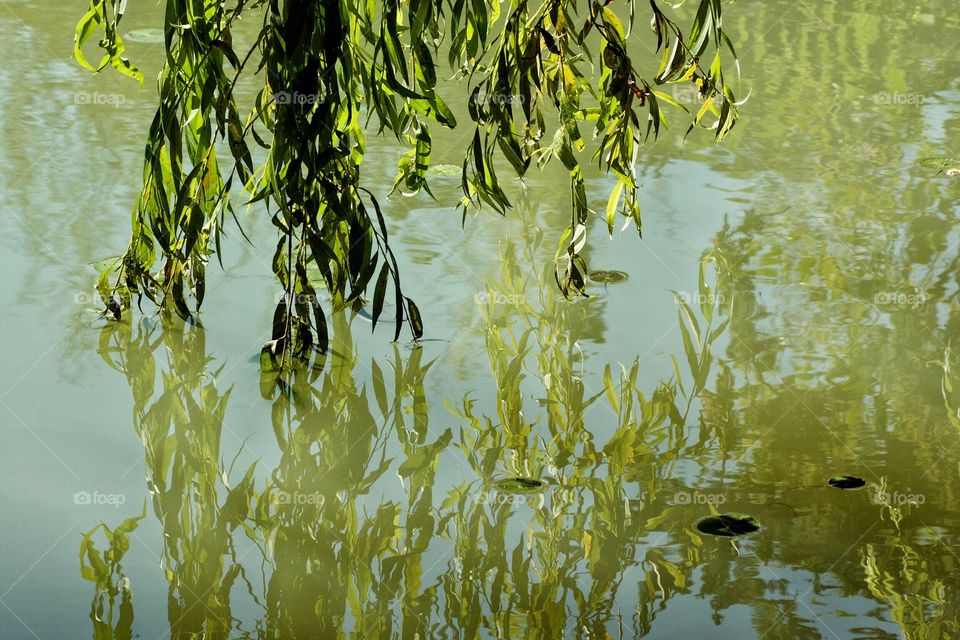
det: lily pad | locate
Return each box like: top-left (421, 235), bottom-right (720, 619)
top-left (123, 28), bottom-right (165, 44)
top-left (426, 163), bottom-right (461, 177)
top-left (695, 513), bottom-right (761, 537)
top-left (589, 270), bottom-right (629, 285)
top-left (828, 475), bottom-right (865, 489)
top-left (494, 477), bottom-right (546, 494)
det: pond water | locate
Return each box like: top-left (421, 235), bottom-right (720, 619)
top-left (2, 1), bottom-right (959, 639)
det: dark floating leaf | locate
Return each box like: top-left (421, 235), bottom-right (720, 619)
top-left (695, 513), bottom-right (761, 537)
top-left (828, 475), bottom-right (866, 490)
top-left (494, 477), bottom-right (546, 494)
top-left (123, 28), bottom-right (165, 44)
top-left (588, 270), bottom-right (629, 285)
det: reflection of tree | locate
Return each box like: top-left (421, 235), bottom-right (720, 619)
top-left (686, 204), bottom-right (960, 637)
top-left (440, 221), bottom-right (732, 638)
top-left (74, 1), bottom-right (960, 637)
top-left (862, 540), bottom-right (960, 640)
top-left (84, 230), bottom-right (734, 638)
top-left (79, 508), bottom-right (145, 640)
top-left (97, 320), bottom-right (260, 639)
top-left (254, 315), bottom-right (446, 639)
top-left (685, 6), bottom-right (960, 622)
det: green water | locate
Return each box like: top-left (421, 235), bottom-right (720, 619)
top-left (2, 2), bottom-right (960, 639)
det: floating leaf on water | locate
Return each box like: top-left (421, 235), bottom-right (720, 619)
top-left (123, 28), bottom-right (165, 44)
top-left (695, 513), bottom-right (761, 537)
top-left (589, 270), bottom-right (629, 285)
top-left (494, 477), bottom-right (546, 494)
top-left (426, 163), bottom-right (461, 177)
top-left (828, 475), bottom-right (865, 489)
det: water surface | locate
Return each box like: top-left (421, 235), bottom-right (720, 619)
top-left (1, 1), bottom-right (959, 638)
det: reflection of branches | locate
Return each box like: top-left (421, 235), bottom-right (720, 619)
top-left (84, 235), bottom-right (734, 638)
top-left (445, 212), bottom-right (732, 637)
top-left (862, 541), bottom-right (960, 639)
top-left (252, 313), bottom-right (450, 639)
top-left (941, 344), bottom-right (960, 433)
top-left (97, 319), bottom-right (262, 638)
top-left (79, 507), bottom-right (146, 640)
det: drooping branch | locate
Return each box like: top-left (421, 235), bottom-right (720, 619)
top-left (74, 0), bottom-right (741, 370)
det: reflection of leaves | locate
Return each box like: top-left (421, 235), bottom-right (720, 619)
top-left (95, 229), bottom-right (742, 638)
top-left (221, 463), bottom-right (257, 531)
top-left (80, 505), bottom-right (147, 640)
top-left (672, 250), bottom-right (732, 419)
top-left (862, 542), bottom-right (960, 639)
top-left (941, 344), bottom-right (960, 432)
top-left (397, 428), bottom-right (453, 478)
top-left (79, 505), bottom-right (147, 586)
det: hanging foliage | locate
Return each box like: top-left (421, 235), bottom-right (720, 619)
top-left (74, 0), bottom-right (741, 368)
